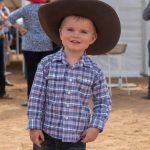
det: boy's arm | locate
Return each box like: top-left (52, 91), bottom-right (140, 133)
top-left (89, 70), bottom-right (111, 132)
top-left (143, 1), bottom-right (150, 20)
top-left (81, 71), bottom-right (111, 143)
top-left (27, 60), bottom-right (47, 130)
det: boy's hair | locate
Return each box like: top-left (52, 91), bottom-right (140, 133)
top-left (60, 15), bottom-right (97, 34)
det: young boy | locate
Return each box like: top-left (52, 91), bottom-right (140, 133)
top-left (27, 0), bottom-right (121, 149)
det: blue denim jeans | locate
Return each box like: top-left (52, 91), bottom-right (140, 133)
top-left (33, 132), bottom-right (86, 150)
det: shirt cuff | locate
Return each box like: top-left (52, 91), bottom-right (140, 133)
top-left (27, 119), bottom-right (42, 129)
top-left (89, 116), bottom-right (107, 132)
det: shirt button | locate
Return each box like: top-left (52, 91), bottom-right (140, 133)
top-left (65, 116), bottom-right (69, 120)
top-left (69, 78), bottom-right (73, 82)
top-left (67, 91), bottom-right (71, 94)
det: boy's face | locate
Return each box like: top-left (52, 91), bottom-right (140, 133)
top-left (59, 16), bottom-right (97, 54)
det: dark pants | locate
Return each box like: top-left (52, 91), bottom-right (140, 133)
top-left (0, 38), bottom-right (6, 96)
top-left (23, 49), bottom-right (58, 98)
top-left (33, 133), bottom-right (86, 150)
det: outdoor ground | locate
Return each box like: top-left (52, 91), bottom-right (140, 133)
top-left (0, 55), bottom-right (150, 150)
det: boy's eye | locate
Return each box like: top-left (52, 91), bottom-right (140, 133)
top-left (81, 30), bottom-right (88, 34)
top-left (66, 28), bottom-right (74, 32)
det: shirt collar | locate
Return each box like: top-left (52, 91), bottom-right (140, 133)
top-left (52, 48), bottom-right (66, 64)
top-left (52, 48), bottom-right (93, 68)
top-left (79, 53), bottom-right (93, 68)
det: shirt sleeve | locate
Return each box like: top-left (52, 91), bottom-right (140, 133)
top-left (143, 1), bottom-right (150, 20)
top-left (8, 6), bottom-right (26, 24)
top-left (27, 60), bottom-right (47, 129)
top-left (89, 70), bottom-right (111, 131)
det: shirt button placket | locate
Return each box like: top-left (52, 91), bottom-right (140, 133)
top-left (67, 91), bottom-right (71, 95)
top-left (65, 116), bottom-right (69, 120)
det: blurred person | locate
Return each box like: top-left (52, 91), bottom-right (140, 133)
top-left (8, 0), bottom-right (59, 106)
top-left (0, 0), bottom-right (12, 99)
top-left (0, 0), bottom-right (14, 86)
top-left (0, 19), bottom-right (5, 98)
top-left (143, 1), bottom-right (150, 99)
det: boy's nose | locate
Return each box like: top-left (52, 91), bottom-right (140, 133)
top-left (72, 32), bottom-right (80, 38)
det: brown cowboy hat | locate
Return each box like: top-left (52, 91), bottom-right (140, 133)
top-left (38, 0), bottom-right (121, 55)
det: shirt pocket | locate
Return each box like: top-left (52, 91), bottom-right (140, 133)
top-left (45, 72), bottom-right (64, 104)
top-left (76, 77), bottom-right (92, 104)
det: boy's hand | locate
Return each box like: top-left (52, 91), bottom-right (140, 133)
top-left (29, 129), bottom-right (44, 147)
top-left (81, 128), bottom-right (100, 143)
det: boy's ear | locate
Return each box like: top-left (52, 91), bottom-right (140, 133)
top-left (90, 33), bottom-right (97, 45)
top-left (59, 28), bottom-right (62, 40)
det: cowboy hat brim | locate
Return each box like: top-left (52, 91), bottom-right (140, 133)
top-left (38, 0), bottom-right (121, 55)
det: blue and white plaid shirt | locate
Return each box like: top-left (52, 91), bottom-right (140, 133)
top-left (28, 49), bottom-right (111, 142)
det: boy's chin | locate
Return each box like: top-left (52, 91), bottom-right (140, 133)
top-left (66, 48), bottom-right (85, 53)
top-left (69, 46), bottom-right (90, 52)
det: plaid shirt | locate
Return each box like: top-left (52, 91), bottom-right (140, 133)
top-left (27, 49), bottom-right (111, 142)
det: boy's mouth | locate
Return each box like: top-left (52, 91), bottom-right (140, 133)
top-left (70, 40), bottom-right (80, 44)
